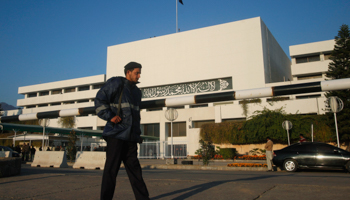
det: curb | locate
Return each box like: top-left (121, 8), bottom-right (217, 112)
top-left (24, 162), bottom-right (278, 172)
top-left (139, 164), bottom-right (269, 171)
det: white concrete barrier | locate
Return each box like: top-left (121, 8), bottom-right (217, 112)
top-left (0, 151), bottom-right (11, 158)
top-left (73, 151), bottom-right (106, 170)
top-left (31, 151), bottom-right (68, 168)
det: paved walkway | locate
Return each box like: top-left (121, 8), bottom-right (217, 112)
top-left (0, 163), bottom-right (348, 200)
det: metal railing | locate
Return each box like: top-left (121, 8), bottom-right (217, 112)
top-left (138, 141), bottom-right (187, 159)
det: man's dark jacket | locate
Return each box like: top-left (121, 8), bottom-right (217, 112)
top-left (94, 76), bottom-right (142, 143)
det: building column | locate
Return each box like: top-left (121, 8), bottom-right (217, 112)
top-left (320, 53), bottom-right (325, 61)
top-left (159, 107), bottom-right (168, 158)
top-left (215, 105), bottom-right (222, 123)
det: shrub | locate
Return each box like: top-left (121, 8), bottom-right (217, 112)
top-left (195, 139), bottom-right (216, 166)
top-left (200, 107), bottom-right (334, 144)
top-left (217, 147), bottom-right (236, 159)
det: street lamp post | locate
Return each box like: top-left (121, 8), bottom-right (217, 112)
top-left (328, 96), bottom-right (344, 148)
top-left (282, 120), bottom-right (293, 146)
top-left (39, 119), bottom-right (50, 151)
top-left (165, 108), bottom-right (178, 158)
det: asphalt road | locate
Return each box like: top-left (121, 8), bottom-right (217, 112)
top-left (0, 164), bottom-right (349, 200)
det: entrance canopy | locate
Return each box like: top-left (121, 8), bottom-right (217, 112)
top-left (0, 123), bottom-right (102, 136)
top-left (0, 123), bottom-right (159, 140)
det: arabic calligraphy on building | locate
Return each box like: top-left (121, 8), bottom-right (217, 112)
top-left (141, 77), bottom-right (232, 98)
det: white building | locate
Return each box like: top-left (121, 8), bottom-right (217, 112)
top-left (5, 17), bottom-right (335, 156)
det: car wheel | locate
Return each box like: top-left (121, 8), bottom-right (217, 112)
top-left (283, 159), bottom-right (298, 172)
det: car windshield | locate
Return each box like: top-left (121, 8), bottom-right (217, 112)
top-left (0, 146), bottom-right (13, 152)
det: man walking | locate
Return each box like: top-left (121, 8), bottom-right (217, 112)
top-left (264, 137), bottom-right (274, 172)
top-left (95, 62), bottom-right (149, 200)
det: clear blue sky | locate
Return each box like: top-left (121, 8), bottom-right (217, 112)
top-left (1, 0), bottom-right (350, 107)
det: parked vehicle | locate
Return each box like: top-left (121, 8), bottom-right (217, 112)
top-left (273, 142), bottom-right (350, 172)
top-left (0, 145), bottom-right (21, 157)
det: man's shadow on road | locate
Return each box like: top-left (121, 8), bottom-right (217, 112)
top-left (151, 173), bottom-right (292, 200)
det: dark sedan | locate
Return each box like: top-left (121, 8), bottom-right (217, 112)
top-left (273, 142), bottom-right (350, 172)
top-left (0, 145), bottom-right (21, 157)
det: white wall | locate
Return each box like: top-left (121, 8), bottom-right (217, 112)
top-left (106, 17), bottom-right (290, 91)
top-left (289, 40), bottom-right (334, 78)
top-left (289, 40), bottom-right (334, 57)
top-left (291, 60), bottom-right (331, 77)
top-left (260, 20), bottom-right (292, 83)
top-left (18, 74), bottom-right (105, 94)
top-left (17, 74), bottom-right (105, 113)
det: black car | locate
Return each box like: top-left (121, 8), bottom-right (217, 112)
top-left (273, 142), bottom-right (350, 172)
top-left (0, 145), bottom-right (21, 157)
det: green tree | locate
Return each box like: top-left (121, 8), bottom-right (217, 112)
top-left (243, 107), bottom-right (287, 143)
top-left (325, 24), bottom-right (350, 147)
top-left (195, 139), bottom-right (216, 166)
top-left (67, 130), bottom-right (77, 162)
top-left (240, 98), bottom-right (262, 117)
top-left (58, 116), bottom-right (75, 128)
top-left (58, 116), bottom-right (77, 161)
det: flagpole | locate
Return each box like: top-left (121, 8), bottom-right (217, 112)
top-left (176, 0), bottom-right (178, 33)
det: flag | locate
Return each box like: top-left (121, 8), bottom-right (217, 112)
top-left (179, 0), bottom-right (183, 5)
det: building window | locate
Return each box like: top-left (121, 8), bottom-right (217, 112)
top-left (193, 120), bottom-right (214, 128)
top-left (64, 87), bottom-right (76, 93)
top-left (147, 108), bottom-right (162, 111)
top-left (78, 113), bottom-right (90, 117)
top-left (266, 96), bottom-right (290, 102)
top-left (296, 55), bottom-right (320, 64)
top-left (77, 127), bottom-right (93, 130)
top-left (238, 98), bottom-right (261, 104)
top-left (51, 89), bottom-right (62, 95)
top-left (27, 93), bottom-right (37, 98)
top-left (77, 99), bottom-right (89, 103)
top-left (167, 122), bottom-right (186, 137)
top-left (222, 118), bottom-right (246, 122)
top-left (39, 91), bottom-right (49, 96)
top-left (141, 123), bottom-right (160, 137)
top-left (213, 101), bottom-right (233, 106)
top-left (38, 104), bottom-right (48, 107)
top-left (78, 85), bottom-right (90, 91)
top-left (297, 74), bottom-right (322, 80)
top-left (296, 94), bottom-right (321, 99)
top-left (168, 106), bottom-right (184, 109)
top-left (324, 53), bottom-right (332, 60)
top-left (26, 105), bottom-right (36, 108)
top-left (63, 101), bottom-right (75, 105)
top-left (51, 102), bottom-right (61, 106)
top-left (93, 84), bottom-right (104, 89)
top-left (190, 104), bottom-right (208, 108)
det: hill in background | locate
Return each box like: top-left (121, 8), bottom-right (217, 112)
top-left (0, 102), bottom-right (17, 111)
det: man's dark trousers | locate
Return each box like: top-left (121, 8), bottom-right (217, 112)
top-left (101, 137), bottom-right (149, 200)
